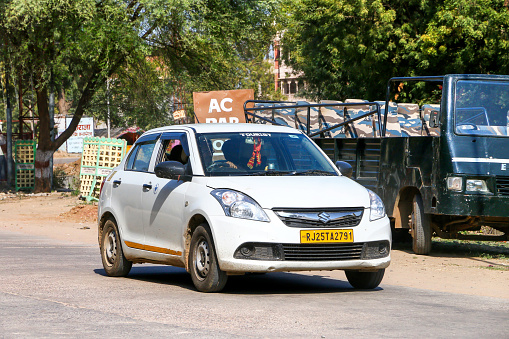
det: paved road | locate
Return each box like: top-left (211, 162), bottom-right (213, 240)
top-left (0, 230), bottom-right (507, 338)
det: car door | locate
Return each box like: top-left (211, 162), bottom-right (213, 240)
top-left (110, 133), bottom-right (159, 245)
top-left (141, 132), bottom-right (191, 254)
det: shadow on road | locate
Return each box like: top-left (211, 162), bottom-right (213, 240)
top-left (94, 266), bottom-right (384, 294)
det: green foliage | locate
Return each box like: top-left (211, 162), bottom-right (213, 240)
top-left (0, 0), bottom-right (281, 130)
top-left (282, 0), bottom-right (509, 101)
top-left (86, 0), bottom-right (283, 129)
top-left (238, 58), bottom-right (287, 101)
top-left (0, 0), bottom-right (281, 151)
top-left (88, 57), bottom-right (176, 130)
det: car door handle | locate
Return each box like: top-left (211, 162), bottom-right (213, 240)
top-left (143, 183), bottom-right (152, 191)
top-left (113, 180), bottom-right (121, 187)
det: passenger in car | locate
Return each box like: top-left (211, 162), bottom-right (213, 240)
top-left (167, 144), bottom-right (188, 164)
top-left (221, 139), bottom-right (242, 169)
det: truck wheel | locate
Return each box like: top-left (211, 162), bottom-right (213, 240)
top-left (410, 194), bottom-right (432, 255)
top-left (345, 269), bottom-right (385, 289)
top-left (189, 224), bottom-right (228, 292)
top-left (100, 219), bottom-right (132, 277)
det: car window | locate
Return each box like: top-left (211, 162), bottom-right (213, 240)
top-left (156, 133), bottom-right (190, 165)
top-left (126, 141), bottom-right (156, 172)
top-left (125, 145), bottom-right (139, 170)
top-left (196, 132), bottom-right (337, 176)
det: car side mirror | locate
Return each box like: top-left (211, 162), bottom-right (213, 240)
top-left (335, 161), bottom-right (353, 178)
top-left (154, 161), bottom-right (190, 181)
top-left (429, 110), bottom-right (440, 128)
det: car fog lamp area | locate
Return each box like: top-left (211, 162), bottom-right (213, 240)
top-left (234, 243), bottom-right (283, 260)
top-left (234, 241), bottom-right (390, 261)
top-left (362, 241), bottom-right (390, 260)
top-left (211, 189), bottom-right (270, 222)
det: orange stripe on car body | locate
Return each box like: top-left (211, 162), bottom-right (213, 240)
top-left (124, 241), bottom-right (182, 256)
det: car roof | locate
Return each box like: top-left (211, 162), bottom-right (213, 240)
top-left (141, 123), bottom-right (300, 136)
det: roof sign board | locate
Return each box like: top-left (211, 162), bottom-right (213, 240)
top-left (193, 89), bottom-right (253, 124)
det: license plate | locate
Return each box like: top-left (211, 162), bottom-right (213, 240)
top-left (300, 229), bottom-right (354, 243)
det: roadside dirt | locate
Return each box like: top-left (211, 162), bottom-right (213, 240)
top-left (0, 192), bottom-right (507, 299)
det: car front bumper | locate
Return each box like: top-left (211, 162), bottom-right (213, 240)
top-left (207, 210), bottom-right (391, 273)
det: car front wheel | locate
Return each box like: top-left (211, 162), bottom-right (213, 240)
top-left (189, 224), bottom-right (227, 292)
top-left (345, 269), bottom-right (385, 289)
top-left (100, 219), bottom-right (132, 277)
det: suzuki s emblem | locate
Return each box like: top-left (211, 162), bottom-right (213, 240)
top-left (318, 212), bottom-right (331, 224)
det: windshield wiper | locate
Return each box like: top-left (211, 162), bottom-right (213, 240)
top-left (247, 170), bottom-right (296, 176)
top-left (290, 170), bottom-right (337, 176)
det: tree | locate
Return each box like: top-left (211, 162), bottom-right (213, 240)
top-left (91, 1), bottom-right (284, 128)
top-left (1, 0), bottom-right (146, 192)
top-left (0, 0), bottom-right (282, 192)
top-left (281, 0), bottom-right (509, 102)
top-left (88, 57), bottom-right (177, 130)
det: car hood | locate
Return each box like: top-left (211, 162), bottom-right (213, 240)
top-left (204, 176), bottom-right (370, 209)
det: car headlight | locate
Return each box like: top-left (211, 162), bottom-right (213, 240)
top-left (211, 189), bottom-right (270, 222)
top-left (367, 189), bottom-right (385, 221)
top-left (466, 179), bottom-right (490, 193)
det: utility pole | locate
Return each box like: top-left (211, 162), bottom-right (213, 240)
top-left (106, 78), bottom-right (111, 138)
top-left (49, 70), bottom-right (55, 189)
top-left (5, 66), bottom-right (13, 186)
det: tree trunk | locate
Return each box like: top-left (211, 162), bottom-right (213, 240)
top-left (33, 71), bottom-right (103, 192)
top-left (34, 149), bottom-right (53, 192)
top-left (34, 86), bottom-right (54, 193)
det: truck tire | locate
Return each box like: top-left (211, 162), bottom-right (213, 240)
top-left (411, 194), bottom-right (432, 255)
top-left (345, 269), bottom-right (385, 289)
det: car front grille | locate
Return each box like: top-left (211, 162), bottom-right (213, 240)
top-left (273, 208), bottom-right (364, 228)
top-left (496, 176), bottom-right (509, 196)
top-left (281, 243), bottom-right (364, 261)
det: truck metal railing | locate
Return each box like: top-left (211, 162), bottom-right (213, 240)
top-left (383, 76), bottom-right (444, 136)
top-left (243, 100), bottom-right (382, 138)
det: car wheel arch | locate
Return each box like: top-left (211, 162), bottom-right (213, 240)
top-left (184, 213), bottom-right (209, 271)
top-left (98, 212), bottom-right (116, 245)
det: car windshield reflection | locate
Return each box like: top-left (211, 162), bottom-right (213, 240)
top-left (196, 132), bottom-right (338, 176)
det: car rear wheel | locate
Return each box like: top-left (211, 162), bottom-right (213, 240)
top-left (345, 269), bottom-right (385, 289)
top-left (100, 219), bottom-right (132, 277)
top-left (189, 224), bottom-right (227, 292)
top-left (410, 194), bottom-right (432, 255)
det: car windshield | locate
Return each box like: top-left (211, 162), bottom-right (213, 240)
top-left (196, 132), bottom-right (338, 176)
top-left (455, 80), bottom-right (509, 137)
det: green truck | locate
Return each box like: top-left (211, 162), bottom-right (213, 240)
top-left (245, 74), bottom-right (509, 254)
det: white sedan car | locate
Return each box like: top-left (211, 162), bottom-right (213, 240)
top-left (98, 123), bottom-right (391, 292)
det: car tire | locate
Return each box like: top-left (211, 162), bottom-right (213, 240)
top-left (100, 218), bottom-right (132, 277)
top-left (189, 224), bottom-right (228, 292)
top-left (345, 269), bottom-right (385, 289)
top-left (411, 194), bottom-right (432, 255)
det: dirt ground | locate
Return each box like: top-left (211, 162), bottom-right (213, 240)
top-left (0, 192), bottom-right (507, 299)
